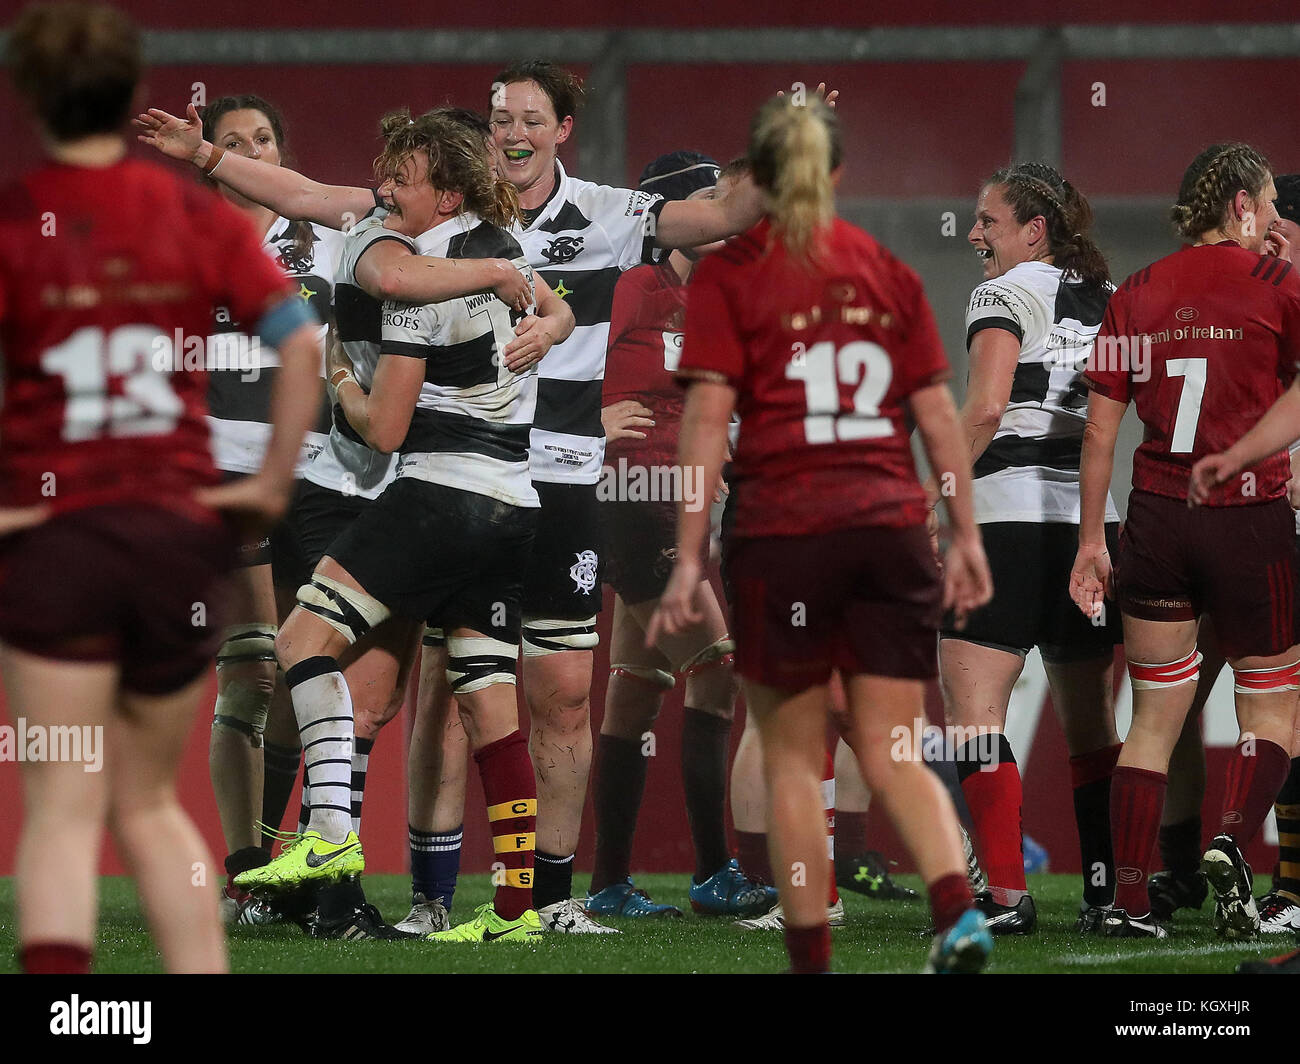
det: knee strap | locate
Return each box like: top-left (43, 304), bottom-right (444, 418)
top-left (213, 625), bottom-right (277, 740)
top-left (423, 625), bottom-right (446, 649)
top-left (1233, 660), bottom-right (1300, 695)
top-left (610, 664), bottom-right (676, 691)
top-left (296, 575), bottom-right (390, 645)
top-left (1128, 649), bottom-right (1202, 691)
top-left (680, 636), bottom-right (736, 678)
top-left (216, 623), bottom-right (277, 667)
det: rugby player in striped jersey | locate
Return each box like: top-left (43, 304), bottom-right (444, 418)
top-left (140, 62), bottom-right (773, 932)
top-left (239, 111), bottom-right (570, 943)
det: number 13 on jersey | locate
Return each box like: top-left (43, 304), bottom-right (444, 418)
top-left (785, 340), bottom-right (894, 444)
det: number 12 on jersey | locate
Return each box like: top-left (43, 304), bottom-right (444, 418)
top-left (785, 340), bottom-right (894, 444)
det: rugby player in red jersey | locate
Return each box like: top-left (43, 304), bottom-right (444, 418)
top-left (648, 95), bottom-right (994, 973)
top-left (1072, 143), bottom-right (1300, 940)
top-left (0, 2), bottom-right (320, 973)
top-left (585, 151), bottom-right (776, 919)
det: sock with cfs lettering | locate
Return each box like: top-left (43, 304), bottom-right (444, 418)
top-left (477, 730), bottom-right (537, 920)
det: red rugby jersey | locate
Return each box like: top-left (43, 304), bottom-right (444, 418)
top-left (678, 217), bottom-right (950, 538)
top-left (1084, 242), bottom-right (1300, 507)
top-left (602, 259), bottom-right (688, 469)
top-left (0, 158), bottom-right (292, 514)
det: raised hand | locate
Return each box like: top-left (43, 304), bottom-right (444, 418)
top-left (775, 82), bottom-right (840, 109)
top-left (134, 103), bottom-right (206, 163)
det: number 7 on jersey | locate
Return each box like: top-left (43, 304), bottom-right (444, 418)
top-left (1166, 357), bottom-right (1206, 454)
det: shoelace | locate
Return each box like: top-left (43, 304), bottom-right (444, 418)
top-left (562, 899), bottom-right (593, 921)
top-left (258, 822), bottom-right (308, 859)
top-left (1259, 894), bottom-right (1293, 921)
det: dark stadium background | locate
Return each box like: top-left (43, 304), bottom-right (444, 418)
top-left (1, 0), bottom-right (1297, 878)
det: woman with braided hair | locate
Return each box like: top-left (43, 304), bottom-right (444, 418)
top-left (934, 163), bottom-right (1122, 936)
top-left (1073, 143), bottom-right (1300, 940)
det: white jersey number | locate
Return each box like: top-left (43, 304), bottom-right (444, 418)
top-left (42, 325), bottom-right (183, 442)
top-left (785, 340), bottom-right (894, 445)
top-left (662, 330), bottom-right (683, 373)
top-left (1166, 357), bottom-right (1207, 454)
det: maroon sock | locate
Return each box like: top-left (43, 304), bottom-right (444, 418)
top-left (476, 730), bottom-right (536, 921)
top-left (1111, 765), bottom-right (1168, 916)
top-left (737, 830), bottom-right (773, 887)
top-left (1158, 815), bottom-right (1202, 877)
top-left (957, 735), bottom-right (1027, 899)
top-left (783, 922), bottom-right (831, 973)
top-left (21, 942), bottom-right (92, 974)
top-left (682, 707), bottom-right (733, 882)
top-left (1069, 742), bottom-right (1122, 907)
top-left (835, 809), bottom-right (871, 857)
top-left (1221, 738), bottom-right (1291, 844)
top-left (590, 734), bottom-right (648, 894)
top-left (929, 872), bottom-right (974, 935)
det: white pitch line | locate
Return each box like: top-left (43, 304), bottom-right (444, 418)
top-left (1059, 943), bottom-right (1277, 966)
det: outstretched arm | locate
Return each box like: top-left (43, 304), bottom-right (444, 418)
top-left (653, 82), bottom-right (838, 250)
top-left (135, 104), bottom-right (375, 229)
top-left (653, 173), bottom-right (766, 250)
top-left (1191, 376), bottom-right (1300, 504)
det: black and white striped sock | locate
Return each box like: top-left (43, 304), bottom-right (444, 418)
top-left (351, 737), bottom-right (374, 836)
top-left (285, 656), bottom-right (354, 843)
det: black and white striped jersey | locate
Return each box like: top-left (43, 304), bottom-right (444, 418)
top-left (381, 211), bottom-right (539, 509)
top-left (514, 161), bottom-right (665, 486)
top-left (207, 217), bottom-right (341, 474)
top-left (965, 260), bottom-right (1119, 524)
top-left (304, 209), bottom-right (408, 500)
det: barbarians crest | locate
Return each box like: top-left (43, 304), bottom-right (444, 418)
top-left (569, 549), bottom-right (598, 593)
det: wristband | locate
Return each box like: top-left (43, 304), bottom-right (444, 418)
top-left (201, 145), bottom-right (226, 176)
top-left (330, 367), bottom-right (358, 391)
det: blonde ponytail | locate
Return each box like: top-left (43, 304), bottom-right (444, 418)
top-left (486, 176), bottom-right (522, 229)
top-left (748, 96), bottom-right (839, 264)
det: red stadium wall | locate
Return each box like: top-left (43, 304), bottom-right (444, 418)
top-left (4, 53), bottom-right (1300, 198)
top-left (43, 1), bottom-right (1300, 28)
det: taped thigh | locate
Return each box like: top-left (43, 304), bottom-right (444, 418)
top-left (522, 615), bottom-right (598, 657)
top-left (446, 632), bottom-right (519, 694)
top-left (296, 574), bottom-right (391, 645)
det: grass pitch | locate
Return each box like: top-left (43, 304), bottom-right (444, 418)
top-left (0, 873), bottom-right (1289, 974)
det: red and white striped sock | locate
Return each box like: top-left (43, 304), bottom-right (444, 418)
top-left (824, 750), bottom-right (839, 907)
